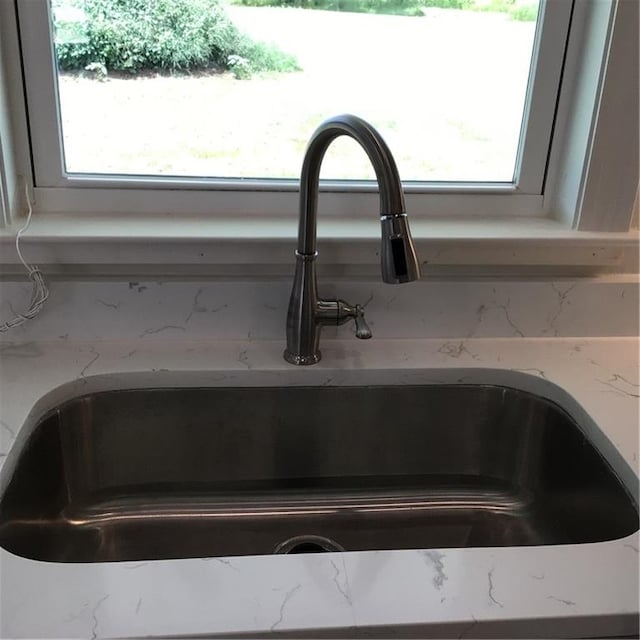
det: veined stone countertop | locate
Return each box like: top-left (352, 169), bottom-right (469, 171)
top-left (0, 335), bottom-right (638, 639)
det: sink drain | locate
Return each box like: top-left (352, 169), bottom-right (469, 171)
top-left (274, 535), bottom-right (344, 554)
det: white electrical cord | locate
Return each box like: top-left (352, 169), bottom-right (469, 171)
top-left (0, 185), bottom-right (49, 332)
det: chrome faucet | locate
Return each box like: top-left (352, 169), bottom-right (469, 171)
top-left (284, 114), bottom-right (421, 365)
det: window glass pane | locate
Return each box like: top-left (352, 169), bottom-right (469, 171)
top-left (52, 0), bottom-right (540, 182)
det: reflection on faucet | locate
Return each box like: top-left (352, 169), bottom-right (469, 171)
top-left (284, 114), bottom-right (421, 366)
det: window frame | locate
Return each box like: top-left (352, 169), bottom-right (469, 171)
top-left (15, 0), bottom-right (573, 219)
top-left (0, 0), bottom-right (637, 273)
top-left (545, 0), bottom-right (639, 232)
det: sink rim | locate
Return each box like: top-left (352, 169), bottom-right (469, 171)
top-left (0, 368), bottom-right (638, 563)
top-left (3, 367), bottom-right (637, 506)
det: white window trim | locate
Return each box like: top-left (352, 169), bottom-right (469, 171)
top-left (0, 0), bottom-right (638, 278)
top-left (544, 0), bottom-right (639, 232)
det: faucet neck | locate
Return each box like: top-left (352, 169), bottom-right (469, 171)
top-left (297, 114), bottom-right (406, 255)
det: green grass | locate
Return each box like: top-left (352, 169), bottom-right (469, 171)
top-left (232, 0), bottom-right (539, 20)
top-left (232, 0), bottom-right (428, 16)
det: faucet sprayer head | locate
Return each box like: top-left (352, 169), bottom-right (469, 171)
top-left (380, 214), bottom-right (421, 284)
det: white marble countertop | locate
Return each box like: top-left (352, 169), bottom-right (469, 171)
top-left (0, 335), bottom-right (638, 639)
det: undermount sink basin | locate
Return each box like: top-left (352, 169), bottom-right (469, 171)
top-left (0, 382), bottom-right (637, 563)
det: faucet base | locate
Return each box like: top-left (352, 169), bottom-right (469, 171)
top-left (283, 350), bottom-right (321, 366)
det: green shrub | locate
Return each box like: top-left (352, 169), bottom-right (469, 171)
top-left (508, 2), bottom-right (538, 21)
top-left (234, 39), bottom-right (299, 74)
top-left (53, 0), bottom-right (300, 76)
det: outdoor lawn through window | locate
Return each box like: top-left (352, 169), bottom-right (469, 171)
top-left (52, 0), bottom-right (540, 182)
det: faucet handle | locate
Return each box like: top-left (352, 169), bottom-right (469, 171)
top-left (353, 305), bottom-right (372, 340)
top-left (325, 300), bottom-right (373, 339)
top-left (316, 300), bottom-right (371, 340)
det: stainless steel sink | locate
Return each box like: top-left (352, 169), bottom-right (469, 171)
top-left (0, 384), bottom-right (637, 562)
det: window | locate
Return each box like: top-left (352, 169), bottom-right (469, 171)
top-left (14, 0), bottom-right (574, 218)
top-left (49, 0), bottom-right (543, 184)
top-left (0, 0), bottom-right (637, 237)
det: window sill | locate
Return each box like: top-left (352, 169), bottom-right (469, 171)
top-left (0, 213), bottom-right (637, 278)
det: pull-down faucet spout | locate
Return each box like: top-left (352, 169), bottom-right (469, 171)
top-left (284, 114), bottom-right (421, 365)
